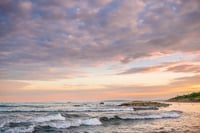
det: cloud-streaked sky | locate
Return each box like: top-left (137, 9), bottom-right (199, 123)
top-left (0, 0), bottom-right (200, 102)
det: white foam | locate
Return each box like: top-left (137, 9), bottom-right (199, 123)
top-left (1, 106), bottom-right (133, 112)
top-left (97, 107), bottom-right (133, 112)
top-left (81, 118), bottom-right (102, 125)
top-left (70, 119), bottom-right (81, 127)
top-left (4, 125), bottom-right (35, 133)
top-left (43, 118), bottom-right (102, 129)
top-left (32, 113), bottom-right (65, 122)
top-left (0, 121), bottom-right (6, 128)
top-left (119, 111), bottom-right (181, 120)
top-left (43, 121), bottom-right (72, 129)
top-left (0, 119), bottom-right (11, 128)
top-left (65, 106), bottom-right (133, 112)
top-left (161, 112), bottom-right (180, 118)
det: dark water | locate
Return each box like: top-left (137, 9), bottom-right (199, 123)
top-left (0, 101), bottom-right (199, 133)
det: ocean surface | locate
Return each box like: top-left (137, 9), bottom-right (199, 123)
top-left (0, 101), bottom-right (200, 133)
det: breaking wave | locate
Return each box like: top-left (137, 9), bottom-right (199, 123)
top-left (32, 113), bottom-right (65, 122)
top-left (100, 111), bottom-right (182, 121)
top-left (0, 107), bottom-right (133, 113)
top-left (2, 125), bottom-right (35, 133)
top-left (0, 113), bottom-right (102, 132)
top-left (41, 118), bottom-right (102, 129)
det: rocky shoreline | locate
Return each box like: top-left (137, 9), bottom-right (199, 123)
top-left (167, 98), bottom-right (200, 102)
top-left (119, 101), bottom-right (170, 111)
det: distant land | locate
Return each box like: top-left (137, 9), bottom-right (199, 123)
top-left (167, 92), bottom-right (200, 102)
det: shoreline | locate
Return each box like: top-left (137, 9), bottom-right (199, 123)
top-left (167, 92), bottom-right (200, 103)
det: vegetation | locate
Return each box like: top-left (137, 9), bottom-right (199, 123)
top-left (168, 92), bottom-right (200, 102)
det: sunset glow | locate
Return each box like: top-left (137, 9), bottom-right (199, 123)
top-left (0, 0), bottom-right (200, 102)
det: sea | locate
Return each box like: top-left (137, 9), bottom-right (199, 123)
top-left (0, 101), bottom-right (200, 133)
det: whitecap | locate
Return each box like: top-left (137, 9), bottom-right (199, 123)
top-left (42, 121), bottom-right (72, 129)
top-left (0, 121), bottom-right (6, 128)
top-left (4, 125), bottom-right (35, 133)
top-left (119, 111), bottom-right (181, 120)
top-left (81, 118), bottom-right (102, 125)
top-left (0, 119), bottom-right (10, 128)
top-left (42, 118), bottom-right (102, 129)
top-left (32, 113), bottom-right (65, 122)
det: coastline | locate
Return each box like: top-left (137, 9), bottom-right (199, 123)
top-left (167, 92), bottom-right (200, 103)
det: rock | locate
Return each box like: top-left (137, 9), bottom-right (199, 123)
top-left (73, 104), bottom-right (81, 107)
top-left (99, 102), bottom-right (104, 105)
top-left (119, 101), bottom-right (170, 108)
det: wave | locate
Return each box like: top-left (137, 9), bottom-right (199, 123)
top-left (41, 118), bottom-right (102, 129)
top-left (0, 113), bottom-right (65, 129)
top-left (0, 105), bottom-right (43, 108)
top-left (0, 110), bottom-right (182, 131)
top-left (0, 107), bottom-right (133, 113)
top-left (0, 105), bottom-right (18, 107)
top-left (2, 125), bottom-right (35, 133)
top-left (0, 121), bottom-right (7, 128)
top-left (119, 112), bottom-right (181, 120)
top-left (0, 110), bottom-right (56, 113)
top-left (32, 113), bottom-right (65, 122)
top-left (0, 113), bottom-right (101, 130)
top-left (81, 118), bottom-right (102, 125)
top-left (100, 111), bottom-right (182, 122)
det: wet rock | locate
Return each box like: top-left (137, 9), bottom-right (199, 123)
top-left (99, 102), bottom-right (104, 105)
top-left (119, 101), bottom-right (170, 109)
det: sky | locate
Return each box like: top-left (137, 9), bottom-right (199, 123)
top-left (0, 0), bottom-right (200, 102)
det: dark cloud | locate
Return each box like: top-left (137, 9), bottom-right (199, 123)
top-left (0, 0), bottom-right (200, 80)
